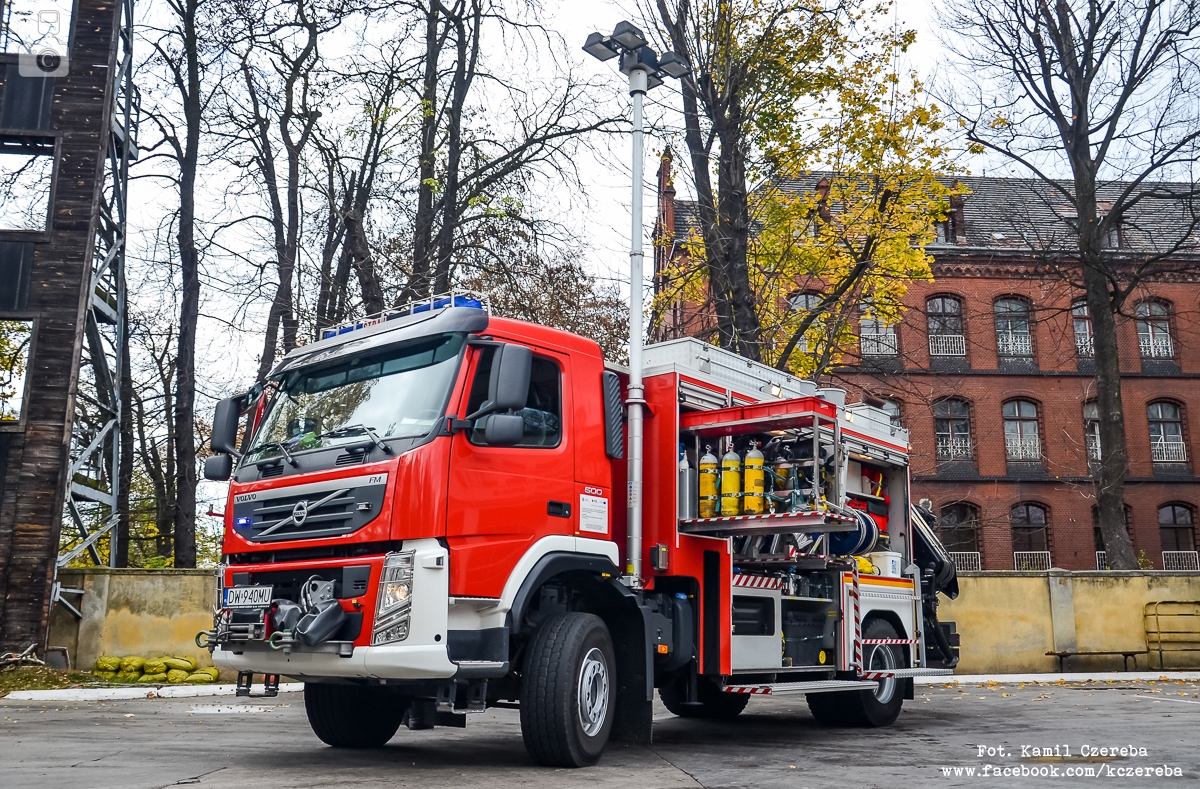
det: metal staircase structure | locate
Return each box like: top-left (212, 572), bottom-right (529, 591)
top-left (0, 0), bottom-right (135, 652)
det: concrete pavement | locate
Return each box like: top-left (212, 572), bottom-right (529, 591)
top-left (2, 679), bottom-right (1197, 788)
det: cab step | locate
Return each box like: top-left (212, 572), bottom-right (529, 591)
top-left (235, 671), bottom-right (280, 698)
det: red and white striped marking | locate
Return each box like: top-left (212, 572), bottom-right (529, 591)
top-left (860, 638), bottom-right (918, 646)
top-left (723, 685), bottom-right (774, 695)
top-left (732, 574), bottom-right (784, 589)
top-left (850, 564), bottom-right (862, 670)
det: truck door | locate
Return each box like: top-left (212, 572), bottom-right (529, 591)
top-left (445, 344), bottom-right (575, 598)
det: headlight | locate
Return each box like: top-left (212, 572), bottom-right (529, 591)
top-left (373, 551), bottom-right (414, 645)
top-left (380, 581), bottom-right (410, 610)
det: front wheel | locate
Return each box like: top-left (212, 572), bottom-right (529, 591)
top-left (520, 612), bottom-right (616, 767)
top-left (304, 683), bottom-right (406, 747)
top-left (806, 618), bottom-right (905, 727)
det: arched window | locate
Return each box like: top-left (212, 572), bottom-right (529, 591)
top-left (1148, 401), bottom-right (1186, 463)
top-left (788, 291), bottom-right (821, 353)
top-left (1083, 401), bottom-right (1101, 462)
top-left (1003, 400), bottom-right (1040, 461)
top-left (1136, 301), bottom-right (1173, 358)
top-left (934, 398), bottom-right (972, 460)
top-left (1159, 504), bottom-right (1196, 553)
top-left (1072, 301), bottom-right (1093, 357)
top-left (859, 304), bottom-right (897, 357)
top-left (939, 502), bottom-right (980, 553)
top-left (927, 296), bottom-right (965, 356)
top-left (994, 298), bottom-right (1033, 357)
top-left (1011, 503), bottom-right (1049, 555)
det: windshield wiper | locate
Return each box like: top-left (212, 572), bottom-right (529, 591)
top-left (319, 424), bottom-right (393, 455)
top-left (247, 440), bottom-right (299, 467)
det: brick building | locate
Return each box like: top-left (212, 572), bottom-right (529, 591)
top-left (654, 157), bottom-right (1200, 571)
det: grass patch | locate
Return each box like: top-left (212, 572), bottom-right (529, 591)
top-left (0, 665), bottom-right (110, 696)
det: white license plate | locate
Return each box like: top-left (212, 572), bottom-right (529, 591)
top-left (223, 585), bottom-right (274, 608)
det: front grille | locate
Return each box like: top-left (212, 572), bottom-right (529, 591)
top-left (230, 473), bottom-right (388, 543)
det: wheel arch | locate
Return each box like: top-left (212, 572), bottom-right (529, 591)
top-left (508, 553), bottom-right (654, 746)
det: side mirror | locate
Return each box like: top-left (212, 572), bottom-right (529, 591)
top-left (466, 343), bottom-right (532, 420)
top-left (479, 413), bottom-right (524, 446)
top-left (204, 454), bottom-right (233, 481)
top-left (489, 344), bottom-right (532, 412)
top-left (211, 397), bottom-right (243, 455)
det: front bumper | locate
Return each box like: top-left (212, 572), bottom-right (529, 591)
top-left (213, 641), bottom-right (457, 680)
top-left (213, 537), bottom-right (454, 680)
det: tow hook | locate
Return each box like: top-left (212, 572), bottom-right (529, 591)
top-left (195, 630), bottom-right (215, 650)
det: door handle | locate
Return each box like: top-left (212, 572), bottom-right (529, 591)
top-left (548, 500), bottom-right (572, 518)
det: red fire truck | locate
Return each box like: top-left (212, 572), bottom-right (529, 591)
top-left (200, 294), bottom-right (960, 767)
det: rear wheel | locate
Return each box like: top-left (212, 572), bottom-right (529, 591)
top-left (520, 612), bottom-right (616, 767)
top-left (659, 675), bottom-right (749, 719)
top-left (806, 618), bottom-right (905, 727)
top-left (304, 683), bottom-right (406, 747)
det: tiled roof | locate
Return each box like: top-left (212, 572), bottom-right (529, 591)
top-left (667, 174), bottom-right (1200, 256)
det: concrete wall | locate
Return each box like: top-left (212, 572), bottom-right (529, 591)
top-left (943, 570), bottom-right (1200, 673)
top-left (46, 568), bottom-right (1200, 675)
top-left (49, 568), bottom-right (218, 672)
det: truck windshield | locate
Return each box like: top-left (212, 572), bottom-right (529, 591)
top-left (244, 332), bottom-right (464, 463)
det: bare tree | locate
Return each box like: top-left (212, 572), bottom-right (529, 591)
top-left (142, 0), bottom-right (223, 567)
top-left (940, 0), bottom-right (1200, 569)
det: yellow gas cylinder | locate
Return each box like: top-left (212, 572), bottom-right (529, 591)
top-left (720, 446), bottom-right (742, 516)
top-left (743, 443), bottom-right (765, 514)
top-left (698, 446), bottom-right (719, 518)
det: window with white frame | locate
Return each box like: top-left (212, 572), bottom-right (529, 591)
top-left (1072, 301), bottom-right (1093, 357)
top-left (994, 298), bottom-right (1033, 357)
top-left (1148, 401), bottom-right (1186, 462)
top-left (1003, 400), bottom-right (1041, 461)
top-left (927, 296), bottom-right (965, 356)
top-left (1136, 301), bottom-right (1173, 358)
top-left (934, 398), bottom-right (972, 460)
top-left (1083, 401), bottom-right (1101, 462)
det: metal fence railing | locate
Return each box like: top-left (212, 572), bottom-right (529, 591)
top-left (1163, 551), bottom-right (1200, 571)
top-left (1005, 436), bottom-right (1041, 461)
top-left (1014, 551), bottom-right (1052, 570)
top-left (860, 332), bottom-right (898, 357)
top-left (1151, 439), bottom-right (1187, 463)
top-left (949, 551), bottom-right (981, 572)
top-left (997, 333), bottom-right (1033, 357)
top-left (928, 333), bottom-right (966, 356)
top-left (1096, 551), bottom-right (1108, 570)
top-left (936, 437), bottom-right (973, 461)
top-left (1140, 335), bottom-right (1174, 358)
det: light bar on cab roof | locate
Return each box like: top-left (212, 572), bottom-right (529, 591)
top-left (320, 290), bottom-right (489, 340)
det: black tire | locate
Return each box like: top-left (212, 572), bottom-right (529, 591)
top-left (520, 612), bottom-right (616, 767)
top-left (806, 618), bottom-right (905, 728)
top-left (659, 675), bottom-right (749, 719)
top-left (304, 683), bottom-right (406, 748)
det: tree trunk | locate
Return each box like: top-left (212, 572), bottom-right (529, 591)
top-left (173, 0), bottom-right (201, 568)
top-left (715, 117), bottom-right (760, 361)
top-left (1073, 170), bottom-right (1137, 570)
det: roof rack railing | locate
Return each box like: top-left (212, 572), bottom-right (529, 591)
top-left (320, 289), bottom-right (491, 340)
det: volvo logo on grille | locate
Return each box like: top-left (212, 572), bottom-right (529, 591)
top-left (292, 500), bottom-right (310, 525)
